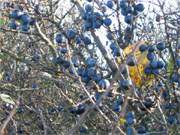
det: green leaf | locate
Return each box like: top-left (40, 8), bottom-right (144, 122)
top-left (0, 93), bottom-right (15, 105)
top-left (0, 52), bottom-right (8, 59)
top-left (0, 72), bottom-right (4, 80)
top-left (167, 56), bottom-right (174, 75)
top-left (0, 18), bottom-right (5, 26)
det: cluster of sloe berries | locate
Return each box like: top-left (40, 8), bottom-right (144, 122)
top-left (139, 42), bottom-right (166, 75)
top-left (120, 1), bottom-right (144, 24)
top-left (9, 8), bottom-right (35, 31)
top-left (55, 28), bottom-right (112, 93)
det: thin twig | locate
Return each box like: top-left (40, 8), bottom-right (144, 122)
top-left (35, 22), bottom-right (57, 58)
top-left (0, 98), bottom-right (20, 135)
top-left (38, 108), bottom-right (48, 135)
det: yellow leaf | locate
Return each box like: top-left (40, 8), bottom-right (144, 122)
top-left (119, 117), bottom-right (126, 125)
top-left (0, 72), bottom-right (4, 80)
top-left (116, 57), bottom-right (121, 64)
top-left (123, 41), bottom-right (154, 87)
